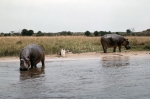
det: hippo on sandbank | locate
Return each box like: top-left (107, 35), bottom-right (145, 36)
top-left (101, 34), bottom-right (131, 53)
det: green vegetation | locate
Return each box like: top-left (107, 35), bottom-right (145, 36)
top-left (0, 36), bottom-right (150, 57)
top-left (84, 31), bottom-right (91, 36)
top-left (0, 36), bottom-right (101, 57)
top-left (0, 28), bottom-right (149, 57)
top-left (1, 28), bottom-right (150, 37)
top-left (128, 36), bottom-right (150, 51)
top-left (21, 29), bottom-right (34, 36)
top-left (126, 29), bottom-right (132, 34)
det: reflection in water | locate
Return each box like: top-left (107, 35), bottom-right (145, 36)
top-left (102, 55), bottom-right (129, 68)
top-left (20, 66), bottom-right (45, 80)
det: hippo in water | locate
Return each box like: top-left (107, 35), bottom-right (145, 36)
top-left (20, 44), bottom-right (45, 71)
top-left (101, 34), bottom-right (131, 53)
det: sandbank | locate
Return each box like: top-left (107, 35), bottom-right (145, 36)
top-left (0, 51), bottom-right (150, 62)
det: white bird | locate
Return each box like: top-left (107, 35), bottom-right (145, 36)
top-left (60, 49), bottom-right (66, 57)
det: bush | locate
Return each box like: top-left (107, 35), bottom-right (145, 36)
top-left (94, 31), bottom-right (99, 36)
top-left (84, 31), bottom-right (91, 36)
top-left (21, 29), bottom-right (34, 36)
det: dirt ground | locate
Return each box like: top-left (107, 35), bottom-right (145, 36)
top-left (0, 51), bottom-right (150, 62)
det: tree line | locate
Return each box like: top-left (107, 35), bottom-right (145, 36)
top-left (1, 28), bottom-right (150, 36)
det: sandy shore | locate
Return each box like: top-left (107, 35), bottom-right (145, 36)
top-left (0, 51), bottom-right (150, 62)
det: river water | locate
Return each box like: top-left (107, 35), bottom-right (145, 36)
top-left (0, 54), bottom-right (150, 99)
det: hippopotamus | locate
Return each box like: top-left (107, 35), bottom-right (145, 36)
top-left (20, 44), bottom-right (45, 70)
top-left (101, 34), bottom-right (131, 53)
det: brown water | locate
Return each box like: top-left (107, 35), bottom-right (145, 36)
top-left (0, 55), bottom-right (150, 99)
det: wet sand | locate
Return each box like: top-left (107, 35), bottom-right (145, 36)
top-left (0, 51), bottom-right (150, 62)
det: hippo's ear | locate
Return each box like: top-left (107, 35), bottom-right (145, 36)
top-left (26, 56), bottom-right (30, 60)
top-left (122, 39), bottom-right (127, 45)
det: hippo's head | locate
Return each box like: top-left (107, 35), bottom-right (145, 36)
top-left (20, 56), bottom-right (31, 71)
top-left (123, 39), bottom-right (131, 50)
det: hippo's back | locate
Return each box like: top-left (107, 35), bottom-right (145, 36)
top-left (102, 34), bottom-right (122, 39)
top-left (25, 44), bottom-right (43, 51)
top-left (101, 34), bottom-right (124, 43)
top-left (22, 44), bottom-right (45, 60)
top-left (28, 43), bottom-right (44, 53)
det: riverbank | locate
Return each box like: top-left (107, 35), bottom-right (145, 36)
top-left (0, 51), bottom-right (150, 62)
top-left (0, 36), bottom-right (150, 57)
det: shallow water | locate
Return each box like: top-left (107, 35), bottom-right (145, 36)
top-left (0, 55), bottom-right (150, 99)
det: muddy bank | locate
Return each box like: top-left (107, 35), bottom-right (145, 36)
top-left (0, 51), bottom-right (150, 62)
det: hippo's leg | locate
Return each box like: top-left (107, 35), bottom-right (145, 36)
top-left (31, 62), bottom-right (34, 68)
top-left (118, 46), bottom-right (121, 52)
top-left (104, 49), bottom-right (107, 53)
top-left (102, 45), bottom-right (107, 53)
top-left (103, 47), bottom-right (107, 53)
top-left (113, 47), bottom-right (116, 52)
top-left (31, 60), bottom-right (36, 68)
top-left (41, 59), bottom-right (45, 67)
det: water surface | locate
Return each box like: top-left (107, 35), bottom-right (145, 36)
top-left (0, 55), bottom-right (150, 99)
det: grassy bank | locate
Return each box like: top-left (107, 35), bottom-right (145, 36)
top-left (0, 36), bottom-right (150, 57)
